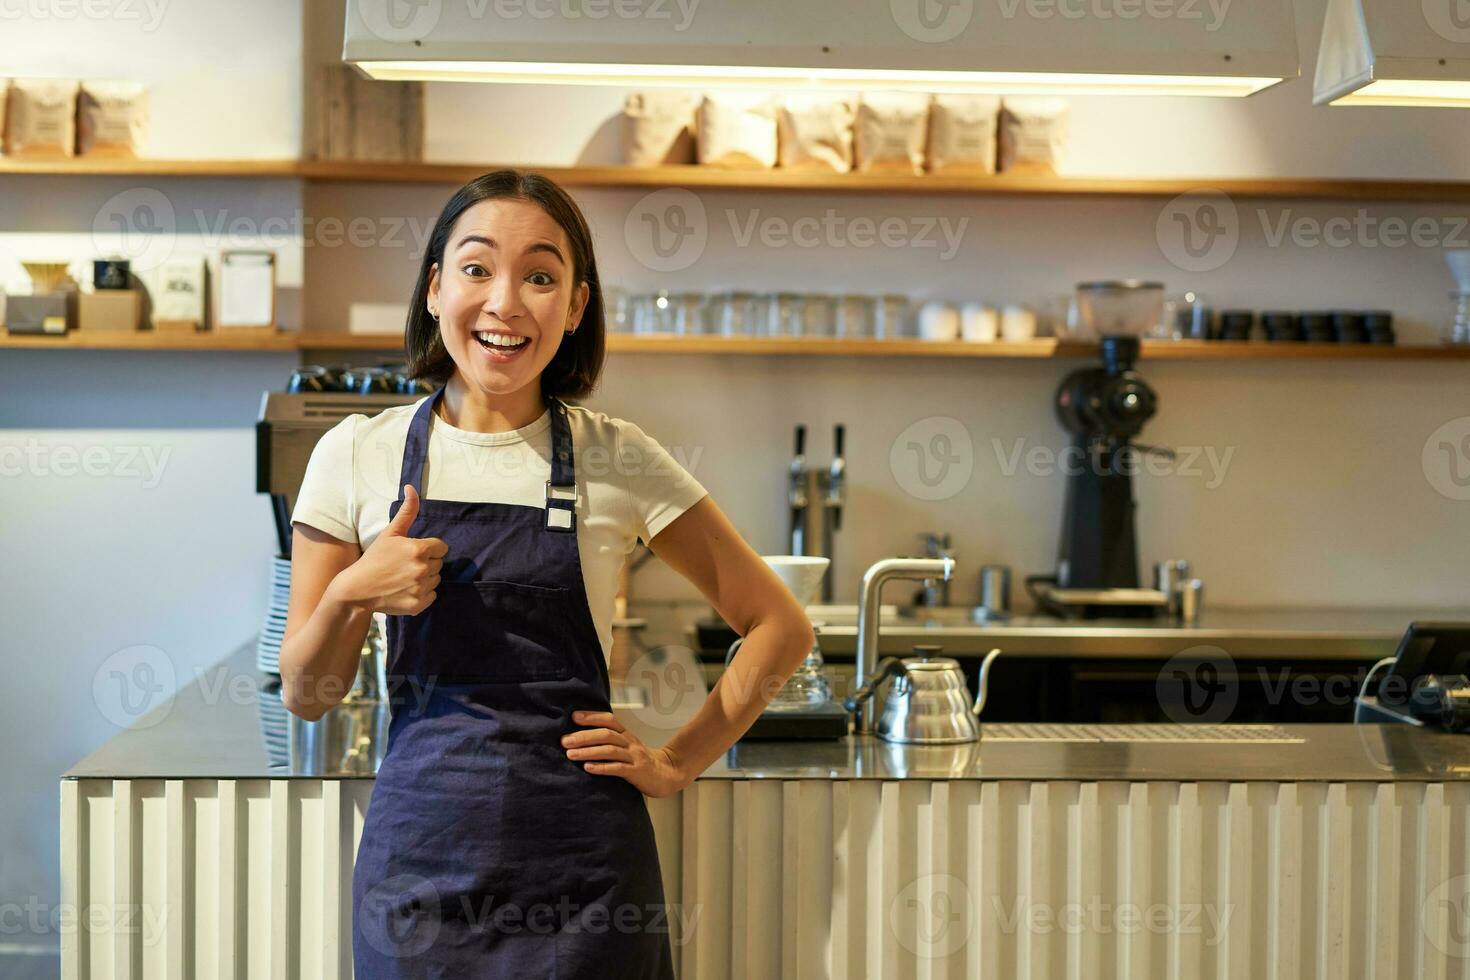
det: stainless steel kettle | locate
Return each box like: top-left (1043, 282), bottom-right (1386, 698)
top-left (845, 644), bottom-right (1002, 744)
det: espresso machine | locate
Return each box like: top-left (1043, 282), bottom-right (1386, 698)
top-left (1032, 282), bottom-right (1174, 619)
top-left (788, 424), bottom-right (846, 603)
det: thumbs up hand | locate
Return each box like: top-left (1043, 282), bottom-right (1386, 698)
top-left (328, 484), bottom-right (447, 616)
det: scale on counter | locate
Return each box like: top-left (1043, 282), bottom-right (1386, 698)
top-left (729, 557), bottom-right (849, 741)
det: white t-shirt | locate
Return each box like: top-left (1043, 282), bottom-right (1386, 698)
top-left (290, 397), bottom-right (708, 661)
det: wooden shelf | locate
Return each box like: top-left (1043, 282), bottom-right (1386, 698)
top-left (297, 332), bottom-right (1470, 360)
top-left (7, 329), bottom-right (1469, 359)
top-left (7, 157), bottom-right (1470, 202)
top-left (291, 163), bottom-right (1470, 202)
top-left (0, 158), bottom-right (302, 178)
top-left (0, 328), bottom-right (298, 351)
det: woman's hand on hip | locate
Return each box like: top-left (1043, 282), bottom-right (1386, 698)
top-left (562, 710), bottom-right (690, 798)
top-left (326, 484), bottom-right (446, 616)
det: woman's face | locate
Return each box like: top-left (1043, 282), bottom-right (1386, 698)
top-left (427, 198), bottom-right (589, 398)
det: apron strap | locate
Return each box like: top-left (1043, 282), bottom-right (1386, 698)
top-left (394, 386), bottom-right (577, 533)
top-left (544, 395), bottom-right (577, 533)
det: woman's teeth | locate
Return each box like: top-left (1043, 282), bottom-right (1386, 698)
top-left (474, 331), bottom-right (528, 352)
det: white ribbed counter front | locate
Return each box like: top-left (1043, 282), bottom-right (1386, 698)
top-left (62, 643), bottom-right (1470, 979)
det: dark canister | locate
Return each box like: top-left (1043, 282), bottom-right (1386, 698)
top-left (1261, 311), bottom-right (1301, 342)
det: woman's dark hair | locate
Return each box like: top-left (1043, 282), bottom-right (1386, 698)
top-left (404, 169), bottom-right (605, 400)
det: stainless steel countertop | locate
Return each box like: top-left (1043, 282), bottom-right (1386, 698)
top-left (692, 604), bottom-right (1470, 660)
top-left (63, 640), bottom-right (1470, 783)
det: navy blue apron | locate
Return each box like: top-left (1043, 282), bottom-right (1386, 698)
top-left (352, 387), bottom-right (675, 979)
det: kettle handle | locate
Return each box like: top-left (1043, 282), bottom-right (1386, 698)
top-left (972, 647), bottom-right (1003, 716)
top-left (844, 656), bottom-right (907, 713)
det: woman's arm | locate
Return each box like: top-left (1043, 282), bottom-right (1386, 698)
top-left (562, 495), bottom-right (815, 796)
top-left (278, 524), bottom-right (374, 722)
top-left (280, 485), bottom-right (446, 721)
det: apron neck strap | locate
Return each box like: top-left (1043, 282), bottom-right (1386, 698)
top-left (395, 386), bottom-right (576, 532)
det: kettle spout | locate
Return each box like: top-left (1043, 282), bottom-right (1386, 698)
top-left (971, 647), bottom-right (1003, 717)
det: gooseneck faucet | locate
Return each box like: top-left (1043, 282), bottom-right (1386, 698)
top-left (852, 556), bottom-right (955, 734)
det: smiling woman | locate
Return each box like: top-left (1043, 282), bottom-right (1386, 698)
top-left (277, 169), bottom-right (815, 979)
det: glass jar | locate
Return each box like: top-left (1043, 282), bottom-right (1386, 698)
top-left (834, 294), bottom-right (873, 339)
top-left (632, 290), bottom-right (674, 335)
top-left (758, 291), bottom-right (804, 337)
top-left (873, 294), bottom-right (910, 339)
top-left (603, 286), bottom-right (631, 332)
top-left (714, 290), bottom-right (757, 337)
top-left (802, 293), bottom-right (835, 338)
top-left (1450, 291), bottom-right (1470, 344)
top-left (671, 292), bottom-right (707, 336)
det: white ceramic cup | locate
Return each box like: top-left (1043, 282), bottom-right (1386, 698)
top-left (917, 301), bottom-right (961, 341)
top-left (960, 303), bottom-right (998, 342)
top-left (1000, 305), bottom-right (1037, 341)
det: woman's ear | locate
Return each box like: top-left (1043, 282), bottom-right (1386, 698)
top-left (566, 280), bottom-right (590, 334)
top-left (427, 263), bottom-right (441, 316)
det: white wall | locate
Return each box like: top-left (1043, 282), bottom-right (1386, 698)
top-left (4, 0), bottom-right (1470, 962)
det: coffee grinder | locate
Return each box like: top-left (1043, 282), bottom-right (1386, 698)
top-left (1036, 281), bottom-right (1174, 619)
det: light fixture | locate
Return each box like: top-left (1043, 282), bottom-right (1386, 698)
top-left (345, 0), bottom-right (1298, 98)
top-left (1315, 0), bottom-right (1470, 106)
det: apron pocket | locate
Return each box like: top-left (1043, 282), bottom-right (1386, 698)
top-left (426, 580), bottom-right (575, 683)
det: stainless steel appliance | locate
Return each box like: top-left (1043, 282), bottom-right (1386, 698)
top-left (788, 423), bottom-right (846, 603)
top-left (847, 644), bottom-right (1003, 744)
top-left (852, 556), bottom-right (955, 734)
top-left (256, 390), bottom-right (416, 555)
